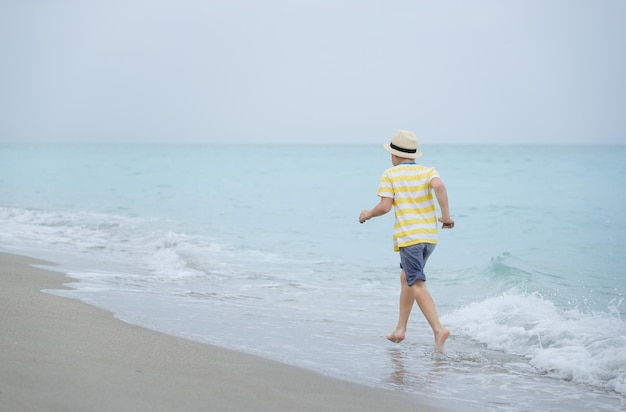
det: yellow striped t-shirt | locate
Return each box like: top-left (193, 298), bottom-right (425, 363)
top-left (377, 163), bottom-right (439, 251)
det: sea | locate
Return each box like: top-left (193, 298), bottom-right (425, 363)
top-left (1, 143), bottom-right (625, 411)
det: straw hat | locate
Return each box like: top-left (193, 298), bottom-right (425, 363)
top-left (383, 130), bottom-right (422, 158)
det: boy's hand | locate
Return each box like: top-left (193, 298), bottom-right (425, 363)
top-left (360, 198), bottom-right (392, 224)
top-left (439, 217), bottom-right (455, 229)
top-left (359, 210), bottom-right (371, 224)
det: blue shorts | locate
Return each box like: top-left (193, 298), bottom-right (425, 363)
top-left (399, 243), bottom-right (436, 286)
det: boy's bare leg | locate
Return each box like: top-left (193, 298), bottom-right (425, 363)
top-left (386, 270), bottom-right (414, 343)
top-left (387, 274), bottom-right (450, 352)
top-left (412, 280), bottom-right (450, 352)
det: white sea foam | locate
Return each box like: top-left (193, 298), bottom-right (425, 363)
top-left (446, 292), bottom-right (626, 394)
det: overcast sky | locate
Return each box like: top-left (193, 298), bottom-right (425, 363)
top-left (1, 1), bottom-right (624, 144)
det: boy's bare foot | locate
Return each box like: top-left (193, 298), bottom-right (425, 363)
top-left (386, 330), bottom-right (405, 343)
top-left (434, 327), bottom-right (450, 353)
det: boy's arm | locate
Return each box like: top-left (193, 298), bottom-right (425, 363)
top-left (359, 196), bottom-right (393, 224)
top-left (430, 177), bottom-right (455, 229)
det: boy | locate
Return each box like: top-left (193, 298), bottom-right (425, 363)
top-left (359, 130), bottom-right (454, 353)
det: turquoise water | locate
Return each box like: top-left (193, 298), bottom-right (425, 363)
top-left (2, 144), bottom-right (625, 410)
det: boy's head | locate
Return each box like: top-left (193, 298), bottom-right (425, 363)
top-left (384, 130), bottom-right (422, 159)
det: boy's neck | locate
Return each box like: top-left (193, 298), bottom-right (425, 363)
top-left (392, 155), bottom-right (416, 166)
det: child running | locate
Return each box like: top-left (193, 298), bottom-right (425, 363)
top-left (359, 130), bottom-right (454, 352)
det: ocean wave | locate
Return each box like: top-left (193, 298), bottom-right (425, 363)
top-left (0, 205), bottom-right (301, 284)
top-left (445, 292), bottom-right (626, 395)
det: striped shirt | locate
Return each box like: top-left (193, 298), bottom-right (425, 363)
top-left (377, 163), bottom-right (439, 251)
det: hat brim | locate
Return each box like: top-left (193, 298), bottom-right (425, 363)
top-left (383, 143), bottom-right (422, 159)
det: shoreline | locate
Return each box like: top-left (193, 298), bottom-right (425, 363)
top-left (0, 251), bottom-right (444, 412)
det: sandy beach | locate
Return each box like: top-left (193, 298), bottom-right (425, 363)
top-left (0, 252), bottom-right (443, 412)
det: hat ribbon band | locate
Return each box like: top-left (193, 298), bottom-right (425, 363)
top-left (390, 142), bottom-right (417, 154)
